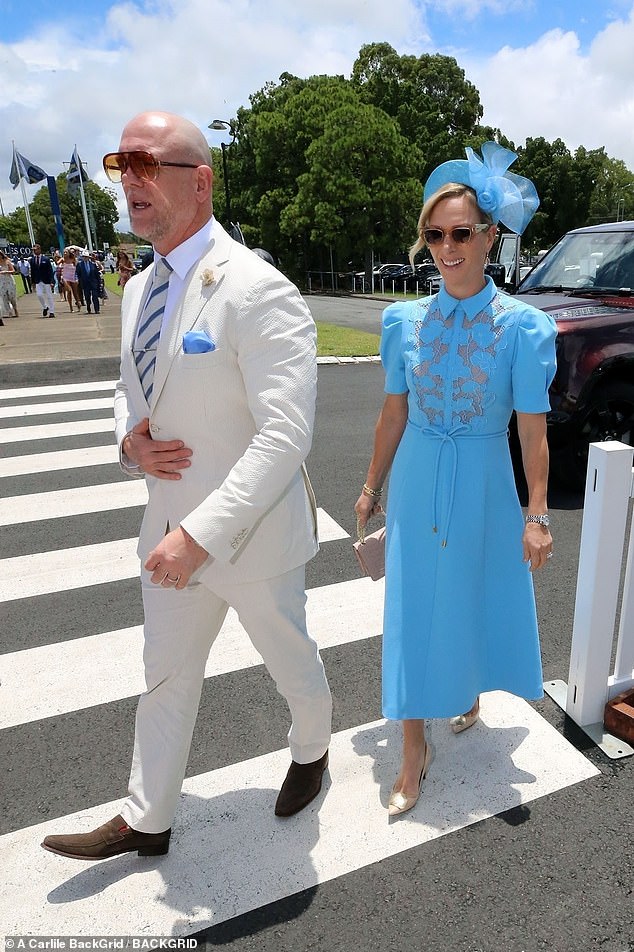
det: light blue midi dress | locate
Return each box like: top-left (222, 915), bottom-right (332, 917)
top-left (381, 277), bottom-right (557, 720)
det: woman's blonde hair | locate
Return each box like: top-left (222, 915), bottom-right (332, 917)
top-left (409, 183), bottom-right (494, 266)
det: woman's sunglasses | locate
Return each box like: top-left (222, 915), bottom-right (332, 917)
top-left (102, 151), bottom-right (199, 183)
top-left (423, 223), bottom-right (492, 246)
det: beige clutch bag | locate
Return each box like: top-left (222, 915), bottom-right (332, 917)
top-left (352, 526), bottom-right (386, 581)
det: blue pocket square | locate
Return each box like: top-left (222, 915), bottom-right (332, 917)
top-left (183, 330), bottom-right (216, 354)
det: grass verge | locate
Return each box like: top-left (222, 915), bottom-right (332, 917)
top-left (316, 321), bottom-right (379, 357)
top-left (104, 272), bottom-right (123, 297)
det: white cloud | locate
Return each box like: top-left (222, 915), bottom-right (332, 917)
top-left (2, 0), bottom-right (634, 239)
top-left (0, 0), bottom-right (427, 231)
top-left (466, 9), bottom-right (634, 171)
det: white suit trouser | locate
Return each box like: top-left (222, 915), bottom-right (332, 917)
top-left (120, 565), bottom-right (332, 832)
top-left (35, 281), bottom-right (55, 313)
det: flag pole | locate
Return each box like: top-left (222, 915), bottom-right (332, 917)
top-left (75, 145), bottom-right (93, 252)
top-left (20, 174), bottom-right (35, 246)
top-left (12, 141), bottom-right (36, 245)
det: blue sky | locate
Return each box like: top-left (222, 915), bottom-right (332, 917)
top-left (2, 0), bottom-right (634, 227)
top-left (425, 1), bottom-right (630, 54)
top-left (3, 0), bottom-right (630, 52)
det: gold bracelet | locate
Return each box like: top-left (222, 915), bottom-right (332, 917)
top-left (362, 483), bottom-right (383, 498)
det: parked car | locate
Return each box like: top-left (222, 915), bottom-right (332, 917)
top-left (350, 262), bottom-right (405, 292)
top-left (375, 263), bottom-right (404, 277)
top-left (509, 220), bottom-right (634, 489)
top-left (381, 262), bottom-right (441, 292)
top-left (412, 262), bottom-right (441, 290)
top-left (385, 264), bottom-right (415, 288)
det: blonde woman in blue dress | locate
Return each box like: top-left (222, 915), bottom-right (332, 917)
top-left (355, 143), bottom-right (557, 817)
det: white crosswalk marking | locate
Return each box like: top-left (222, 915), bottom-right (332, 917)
top-left (1, 700), bottom-right (597, 936)
top-left (0, 380), bottom-right (117, 400)
top-left (0, 443), bottom-right (119, 477)
top-left (0, 509), bottom-right (347, 601)
top-left (0, 396), bottom-right (114, 419)
top-left (0, 576), bottom-right (382, 728)
top-left (0, 481), bottom-right (148, 525)
top-left (0, 417), bottom-right (114, 444)
top-left (0, 537), bottom-right (140, 601)
top-left (0, 379), bottom-right (600, 939)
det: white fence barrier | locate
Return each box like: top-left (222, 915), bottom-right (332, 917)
top-left (545, 440), bottom-right (634, 758)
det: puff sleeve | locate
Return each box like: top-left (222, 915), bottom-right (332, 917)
top-left (511, 304), bottom-right (557, 413)
top-left (380, 302), bottom-right (408, 394)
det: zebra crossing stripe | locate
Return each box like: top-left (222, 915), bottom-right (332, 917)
top-left (0, 381), bottom-right (117, 400)
top-left (0, 511), bottom-right (349, 601)
top-left (0, 481), bottom-right (148, 524)
top-left (0, 481), bottom-right (147, 525)
top-left (0, 575), bottom-right (383, 729)
top-left (0, 397), bottom-right (114, 419)
top-left (0, 443), bottom-right (119, 477)
top-left (0, 537), bottom-right (139, 600)
top-left (0, 698), bottom-right (599, 937)
top-left (0, 418), bottom-right (114, 445)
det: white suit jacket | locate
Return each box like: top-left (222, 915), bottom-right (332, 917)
top-left (114, 223), bottom-right (318, 586)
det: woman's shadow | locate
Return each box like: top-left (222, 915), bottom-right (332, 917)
top-left (351, 707), bottom-right (537, 833)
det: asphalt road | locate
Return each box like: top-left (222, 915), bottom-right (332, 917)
top-left (309, 294), bottom-right (387, 335)
top-left (1, 295), bottom-right (633, 952)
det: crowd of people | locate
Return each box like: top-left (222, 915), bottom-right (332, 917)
top-left (1, 245), bottom-right (130, 321)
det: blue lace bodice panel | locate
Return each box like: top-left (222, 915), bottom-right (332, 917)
top-left (381, 279), bottom-right (557, 436)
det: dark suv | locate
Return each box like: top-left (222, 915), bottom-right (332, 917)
top-left (513, 220), bottom-right (634, 489)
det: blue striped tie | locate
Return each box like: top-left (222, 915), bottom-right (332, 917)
top-left (134, 257), bottom-right (173, 402)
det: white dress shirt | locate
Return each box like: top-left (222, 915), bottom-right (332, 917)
top-left (153, 216), bottom-right (216, 333)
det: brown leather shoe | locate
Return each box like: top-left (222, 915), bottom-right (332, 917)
top-left (41, 814), bottom-right (170, 861)
top-left (275, 750), bottom-right (329, 817)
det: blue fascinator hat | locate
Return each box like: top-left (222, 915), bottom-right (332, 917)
top-left (423, 141), bottom-right (539, 235)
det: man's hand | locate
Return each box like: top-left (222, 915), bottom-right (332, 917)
top-left (123, 417), bottom-right (193, 479)
top-left (145, 526), bottom-right (210, 589)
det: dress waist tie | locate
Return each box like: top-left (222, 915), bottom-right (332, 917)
top-left (407, 420), bottom-right (508, 547)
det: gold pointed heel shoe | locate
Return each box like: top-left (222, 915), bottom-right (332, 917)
top-left (450, 700), bottom-right (480, 734)
top-left (388, 742), bottom-right (432, 818)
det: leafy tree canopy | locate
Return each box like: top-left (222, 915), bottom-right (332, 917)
top-left (1, 175), bottom-right (119, 252)
top-left (9, 45), bottom-right (632, 276)
top-left (351, 42), bottom-right (484, 181)
top-left (227, 71), bottom-right (425, 278)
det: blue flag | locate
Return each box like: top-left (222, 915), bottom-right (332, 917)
top-left (67, 146), bottom-right (89, 197)
top-left (9, 147), bottom-right (47, 188)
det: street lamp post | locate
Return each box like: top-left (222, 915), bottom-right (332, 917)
top-left (208, 119), bottom-right (235, 229)
top-left (617, 183), bottom-right (634, 222)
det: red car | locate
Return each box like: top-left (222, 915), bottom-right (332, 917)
top-left (512, 220), bottom-right (634, 489)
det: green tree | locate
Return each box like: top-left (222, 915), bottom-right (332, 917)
top-left (351, 42), bottom-right (484, 180)
top-left (213, 49), bottom-right (634, 273)
top-left (282, 99), bottom-right (422, 270)
top-left (0, 206), bottom-right (30, 246)
top-left (510, 138), bottom-right (634, 248)
top-left (512, 138), bottom-right (579, 248)
top-left (228, 75), bottom-right (353, 259)
top-left (586, 154), bottom-right (634, 224)
top-left (226, 72), bottom-right (424, 280)
top-left (28, 175), bottom-right (119, 250)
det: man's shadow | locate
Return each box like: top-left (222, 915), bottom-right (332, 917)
top-left (46, 778), bottom-right (329, 942)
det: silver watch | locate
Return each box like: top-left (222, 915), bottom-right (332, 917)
top-left (526, 513), bottom-right (550, 527)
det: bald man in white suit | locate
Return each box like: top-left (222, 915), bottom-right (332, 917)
top-left (42, 111), bottom-right (332, 861)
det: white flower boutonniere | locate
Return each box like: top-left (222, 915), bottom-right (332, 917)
top-left (201, 268), bottom-right (216, 287)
